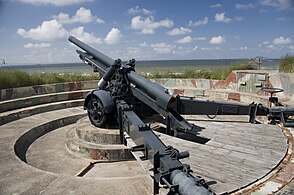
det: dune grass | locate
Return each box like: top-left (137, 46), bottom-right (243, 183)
top-left (146, 60), bottom-right (258, 80)
top-left (0, 71), bottom-right (98, 89)
top-left (0, 60), bottom-right (263, 90)
top-left (279, 54), bottom-right (294, 73)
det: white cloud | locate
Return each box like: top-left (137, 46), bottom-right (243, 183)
top-left (70, 27), bottom-right (102, 44)
top-left (266, 44), bottom-right (275, 49)
top-left (17, 17), bottom-right (108, 45)
top-left (17, 19), bottom-right (68, 41)
top-left (210, 3), bottom-right (222, 8)
top-left (209, 36), bottom-right (225, 44)
top-left (176, 36), bottom-right (193, 44)
top-left (273, 36), bottom-right (292, 45)
top-left (235, 16), bottom-right (245, 21)
top-left (263, 40), bottom-right (270, 44)
top-left (235, 3), bottom-right (255, 9)
top-left (231, 46), bottom-right (248, 51)
top-left (127, 6), bottom-right (154, 15)
top-left (276, 17), bottom-right (289, 21)
top-left (188, 17), bottom-right (208, 27)
top-left (259, 8), bottom-right (267, 13)
top-left (166, 27), bottom-right (192, 36)
top-left (233, 35), bottom-right (240, 40)
top-left (54, 7), bottom-right (104, 24)
top-left (194, 37), bottom-right (206, 41)
top-left (16, 0), bottom-right (92, 6)
top-left (192, 46), bottom-right (199, 51)
top-left (131, 16), bottom-right (173, 34)
top-left (201, 47), bottom-right (213, 51)
top-left (260, 0), bottom-right (293, 10)
top-left (215, 12), bottom-right (232, 23)
top-left (23, 42), bottom-right (51, 48)
top-left (19, 47), bottom-right (77, 64)
top-left (96, 18), bottom-right (105, 24)
top-left (139, 42), bottom-right (149, 47)
top-left (150, 43), bottom-right (175, 54)
top-left (289, 45), bottom-right (294, 50)
top-left (104, 28), bottom-right (122, 45)
top-left (126, 47), bottom-right (141, 56)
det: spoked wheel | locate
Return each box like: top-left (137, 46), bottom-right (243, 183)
top-left (87, 96), bottom-right (108, 127)
top-left (261, 87), bottom-right (284, 97)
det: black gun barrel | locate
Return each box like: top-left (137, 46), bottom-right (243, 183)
top-left (69, 36), bottom-right (175, 110)
top-left (170, 169), bottom-right (214, 195)
top-left (68, 36), bottom-right (114, 69)
top-left (128, 71), bottom-right (176, 110)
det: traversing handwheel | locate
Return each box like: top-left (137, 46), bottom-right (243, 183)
top-left (261, 87), bottom-right (284, 97)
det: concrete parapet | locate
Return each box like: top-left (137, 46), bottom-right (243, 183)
top-left (155, 71), bottom-right (293, 106)
top-left (268, 72), bottom-right (294, 103)
top-left (204, 89), bottom-right (269, 106)
top-left (152, 72), bottom-right (238, 91)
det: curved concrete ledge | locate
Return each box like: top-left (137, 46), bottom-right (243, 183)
top-left (14, 114), bottom-right (85, 163)
top-left (66, 117), bottom-right (133, 161)
top-left (0, 108), bottom-right (152, 195)
top-left (75, 117), bottom-right (121, 144)
top-left (0, 90), bottom-right (89, 113)
top-left (0, 99), bottom-right (83, 126)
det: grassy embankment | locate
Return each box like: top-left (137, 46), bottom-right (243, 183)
top-left (1, 55), bottom-right (293, 90)
top-left (0, 61), bottom-right (259, 90)
top-left (0, 71), bottom-right (97, 89)
top-left (146, 60), bottom-right (258, 80)
top-left (279, 54), bottom-right (294, 73)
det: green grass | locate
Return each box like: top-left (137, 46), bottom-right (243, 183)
top-left (0, 60), bottom-right (265, 90)
top-left (279, 54), bottom-right (294, 73)
top-left (146, 60), bottom-right (258, 80)
top-left (0, 71), bottom-right (98, 89)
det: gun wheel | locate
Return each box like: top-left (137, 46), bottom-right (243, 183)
top-left (87, 96), bottom-right (108, 127)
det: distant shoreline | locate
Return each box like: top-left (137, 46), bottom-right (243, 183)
top-left (0, 59), bottom-right (280, 74)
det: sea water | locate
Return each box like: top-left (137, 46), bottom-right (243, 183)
top-left (0, 59), bottom-right (280, 74)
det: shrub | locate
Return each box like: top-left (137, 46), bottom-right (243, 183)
top-left (279, 54), bottom-right (294, 73)
top-left (0, 71), bottom-right (98, 89)
top-left (145, 60), bottom-right (258, 80)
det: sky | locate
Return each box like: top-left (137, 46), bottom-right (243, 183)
top-left (0, 0), bottom-right (293, 64)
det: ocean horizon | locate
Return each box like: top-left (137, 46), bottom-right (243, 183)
top-left (0, 59), bottom-right (280, 74)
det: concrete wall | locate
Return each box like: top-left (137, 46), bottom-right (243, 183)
top-left (154, 71), bottom-right (293, 105)
top-left (1, 71), bottom-right (293, 105)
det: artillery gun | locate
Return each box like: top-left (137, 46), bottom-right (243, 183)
top-left (68, 36), bottom-right (293, 194)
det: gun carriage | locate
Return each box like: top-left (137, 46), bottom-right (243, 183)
top-left (69, 36), bottom-right (294, 195)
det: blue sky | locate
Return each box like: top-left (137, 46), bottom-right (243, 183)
top-left (0, 0), bottom-right (293, 64)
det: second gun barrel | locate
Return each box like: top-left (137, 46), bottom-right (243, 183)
top-left (68, 36), bottom-right (114, 69)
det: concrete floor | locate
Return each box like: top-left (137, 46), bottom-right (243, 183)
top-left (0, 107), bottom-right (292, 194)
top-left (26, 124), bottom-right (150, 179)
